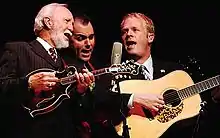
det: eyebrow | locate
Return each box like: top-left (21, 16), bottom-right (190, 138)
top-left (73, 33), bottom-right (94, 36)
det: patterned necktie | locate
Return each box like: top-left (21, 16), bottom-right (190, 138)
top-left (49, 48), bottom-right (57, 62)
top-left (141, 65), bottom-right (151, 80)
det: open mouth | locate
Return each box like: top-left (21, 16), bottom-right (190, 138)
top-left (64, 30), bottom-right (72, 39)
top-left (126, 41), bottom-right (137, 47)
top-left (81, 49), bottom-right (92, 57)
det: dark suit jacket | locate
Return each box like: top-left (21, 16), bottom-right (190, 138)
top-left (59, 47), bottom-right (197, 138)
top-left (93, 58), bottom-right (183, 111)
top-left (82, 58), bottom-right (184, 138)
top-left (0, 40), bottom-right (79, 138)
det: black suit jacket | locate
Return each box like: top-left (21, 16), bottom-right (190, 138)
top-left (83, 58), bottom-right (183, 138)
top-left (0, 40), bottom-right (78, 138)
top-left (93, 58), bottom-right (183, 110)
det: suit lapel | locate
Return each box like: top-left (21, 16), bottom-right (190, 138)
top-left (153, 59), bottom-right (167, 79)
top-left (29, 40), bottom-right (59, 68)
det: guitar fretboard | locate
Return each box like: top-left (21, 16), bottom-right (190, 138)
top-left (92, 68), bottom-right (108, 76)
top-left (178, 75), bottom-right (220, 100)
top-left (60, 68), bottom-right (109, 85)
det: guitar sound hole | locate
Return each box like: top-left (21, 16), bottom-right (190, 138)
top-left (155, 89), bottom-right (183, 123)
top-left (163, 89), bottom-right (181, 107)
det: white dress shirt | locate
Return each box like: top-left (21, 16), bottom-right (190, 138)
top-left (36, 37), bottom-right (58, 58)
top-left (127, 55), bottom-right (154, 108)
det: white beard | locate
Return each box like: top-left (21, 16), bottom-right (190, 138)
top-left (51, 29), bottom-right (69, 49)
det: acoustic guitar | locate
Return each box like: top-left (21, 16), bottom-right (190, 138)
top-left (23, 60), bottom-right (139, 117)
top-left (115, 70), bottom-right (220, 138)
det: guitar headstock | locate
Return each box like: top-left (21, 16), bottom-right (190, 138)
top-left (108, 60), bottom-right (140, 75)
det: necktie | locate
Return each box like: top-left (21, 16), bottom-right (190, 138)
top-left (141, 65), bottom-right (151, 80)
top-left (49, 48), bottom-right (57, 62)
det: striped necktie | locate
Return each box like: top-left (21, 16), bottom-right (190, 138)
top-left (141, 65), bottom-right (151, 80)
top-left (49, 48), bottom-right (57, 62)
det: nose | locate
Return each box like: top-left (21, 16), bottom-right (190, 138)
top-left (85, 38), bottom-right (91, 45)
top-left (85, 45), bottom-right (91, 49)
top-left (127, 29), bottom-right (133, 36)
top-left (68, 22), bottom-right (74, 32)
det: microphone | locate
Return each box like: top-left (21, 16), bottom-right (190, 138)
top-left (111, 42), bottom-right (122, 65)
top-left (111, 42), bottom-right (129, 137)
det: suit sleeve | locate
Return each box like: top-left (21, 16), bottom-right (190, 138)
top-left (93, 74), bottom-right (131, 112)
top-left (0, 43), bottom-right (31, 105)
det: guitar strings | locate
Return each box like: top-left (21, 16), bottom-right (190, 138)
top-left (162, 90), bottom-right (196, 105)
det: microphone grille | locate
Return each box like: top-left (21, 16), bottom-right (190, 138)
top-left (111, 42), bottom-right (122, 65)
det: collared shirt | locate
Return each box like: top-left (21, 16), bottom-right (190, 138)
top-left (36, 37), bottom-right (58, 58)
top-left (135, 55), bottom-right (153, 80)
top-left (128, 55), bottom-right (154, 108)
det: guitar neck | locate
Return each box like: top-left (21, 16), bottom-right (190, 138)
top-left (60, 68), bottom-right (110, 85)
top-left (91, 68), bottom-right (109, 76)
top-left (178, 75), bottom-right (220, 100)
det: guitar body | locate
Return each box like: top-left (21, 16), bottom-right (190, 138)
top-left (116, 70), bottom-right (201, 138)
top-left (23, 66), bottom-right (76, 117)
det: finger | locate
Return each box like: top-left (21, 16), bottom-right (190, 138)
top-left (157, 99), bottom-right (165, 105)
top-left (157, 95), bottom-right (164, 100)
top-left (82, 69), bottom-right (95, 82)
top-left (154, 103), bottom-right (163, 109)
top-left (78, 73), bottom-right (85, 84)
top-left (157, 104), bottom-right (164, 108)
top-left (82, 68), bottom-right (89, 73)
top-left (151, 110), bottom-right (158, 116)
top-left (75, 71), bottom-right (80, 81)
top-left (87, 71), bottom-right (95, 82)
top-left (35, 83), bottom-right (52, 91)
top-left (37, 72), bottom-right (56, 77)
top-left (151, 106), bottom-right (159, 112)
top-left (83, 72), bottom-right (90, 83)
top-left (47, 82), bottom-right (56, 87)
top-left (44, 86), bottom-right (53, 91)
top-left (43, 76), bottom-right (59, 81)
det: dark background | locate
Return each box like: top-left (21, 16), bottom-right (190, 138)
top-left (1, 1), bottom-right (220, 75)
top-left (1, 0), bottom-right (220, 100)
top-left (1, 0), bottom-right (220, 102)
top-left (1, 1), bottom-right (220, 137)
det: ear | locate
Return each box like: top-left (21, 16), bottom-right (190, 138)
top-left (42, 17), bottom-right (53, 29)
top-left (147, 33), bottom-right (154, 43)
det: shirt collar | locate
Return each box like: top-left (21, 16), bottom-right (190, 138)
top-left (135, 55), bottom-right (153, 79)
top-left (36, 37), bottom-right (54, 51)
top-left (142, 55), bottom-right (153, 73)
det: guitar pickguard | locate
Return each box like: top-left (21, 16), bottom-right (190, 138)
top-left (157, 103), bottom-right (183, 123)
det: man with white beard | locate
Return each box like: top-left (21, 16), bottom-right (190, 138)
top-left (0, 3), bottom-right (94, 138)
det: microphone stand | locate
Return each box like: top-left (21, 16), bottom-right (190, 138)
top-left (192, 101), bottom-right (207, 138)
top-left (116, 78), bottom-right (130, 138)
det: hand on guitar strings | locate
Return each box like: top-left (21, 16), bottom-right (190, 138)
top-left (75, 69), bottom-right (95, 94)
top-left (28, 72), bottom-right (59, 94)
top-left (133, 93), bottom-right (164, 113)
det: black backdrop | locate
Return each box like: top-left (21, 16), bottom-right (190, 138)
top-left (0, 1), bottom-right (220, 137)
top-left (1, 1), bottom-right (219, 74)
top-left (1, 0), bottom-right (220, 101)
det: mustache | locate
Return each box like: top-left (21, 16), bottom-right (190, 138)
top-left (64, 30), bottom-right (72, 38)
